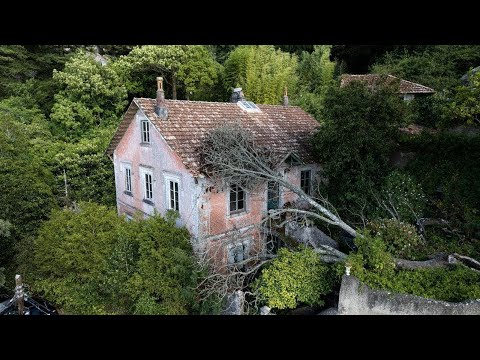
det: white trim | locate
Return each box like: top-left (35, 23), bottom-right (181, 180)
top-left (140, 118), bottom-right (151, 144)
top-left (121, 162), bottom-right (132, 193)
top-left (139, 166), bottom-right (154, 202)
top-left (164, 173), bottom-right (181, 213)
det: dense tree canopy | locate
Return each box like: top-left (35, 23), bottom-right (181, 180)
top-left (223, 45), bottom-right (298, 104)
top-left (1, 44), bottom-right (479, 313)
top-left (313, 79), bottom-right (405, 219)
top-left (294, 45), bottom-right (335, 119)
top-left (114, 45), bottom-right (222, 101)
top-left (32, 203), bottom-right (197, 315)
top-left (50, 50), bottom-right (128, 141)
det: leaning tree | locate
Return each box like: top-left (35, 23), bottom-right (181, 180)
top-left (198, 123), bottom-right (480, 305)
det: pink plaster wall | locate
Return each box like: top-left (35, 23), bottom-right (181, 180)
top-left (113, 108), bottom-right (200, 236)
top-left (112, 106), bottom-right (321, 267)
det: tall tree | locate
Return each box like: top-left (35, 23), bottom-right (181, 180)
top-left (113, 45), bottom-right (222, 101)
top-left (31, 203), bottom-right (197, 315)
top-left (50, 50), bottom-right (128, 141)
top-left (372, 45), bottom-right (480, 93)
top-left (313, 79), bottom-right (406, 220)
top-left (223, 45), bottom-right (298, 104)
top-left (294, 45), bottom-right (335, 119)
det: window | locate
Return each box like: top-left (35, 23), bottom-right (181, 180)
top-left (227, 240), bottom-right (250, 269)
top-left (125, 166), bottom-right (132, 193)
top-left (237, 100), bottom-right (261, 112)
top-left (229, 184), bottom-right (245, 214)
top-left (267, 181), bottom-right (280, 210)
top-left (168, 180), bottom-right (179, 211)
top-left (140, 168), bottom-right (153, 202)
top-left (301, 170), bottom-right (311, 195)
top-left (141, 119), bottom-right (150, 143)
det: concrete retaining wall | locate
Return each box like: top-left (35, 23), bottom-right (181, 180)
top-left (338, 275), bottom-right (480, 315)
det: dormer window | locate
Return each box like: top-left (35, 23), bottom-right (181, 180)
top-left (141, 120), bottom-right (150, 143)
top-left (237, 101), bottom-right (261, 112)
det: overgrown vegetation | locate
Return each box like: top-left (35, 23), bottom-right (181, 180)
top-left (348, 230), bottom-right (480, 302)
top-left (254, 248), bottom-right (337, 310)
top-left (1, 44), bottom-right (479, 313)
top-left (31, 203), bottom-right (197, 315)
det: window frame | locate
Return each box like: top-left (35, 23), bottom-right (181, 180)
top-left (300, 169), bottom-right (312, 196)
top-left (227, 239), bottom-right (251, 268)
top-left (121, 162), bottom-right (133, 196)
top-left (140, 167), bottom-right (154, 204)
top-left (125, 164), bottom-right (132, 193)
top-left (141, 119), bottom-right (151, 144)
top-left (228, 184), bottom-right (246, 215)
top-left (165, 174), bottom-right (181, 213)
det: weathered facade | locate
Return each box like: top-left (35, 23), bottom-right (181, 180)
top-left (107, 80), bottom-right (320, 266)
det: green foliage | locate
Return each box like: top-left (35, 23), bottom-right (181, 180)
top-left (0, 116), bottom-right (57, 236)
top-left (451, 71), bottom-right (480, 126)
top-left (0, 268), bottom-right (4, 288)
top-left (124, 212), bottom-right (197, 315)
top-left (52, 135), bottom-right (116, 206)
top-left (223, 45), bottom-right (298, 104)
top-left (313, 80), bottom-right (405, 219)
top-left (401, 131), bottom-right (480, 238)
top-left (294, 45), bottom-right (335, 119)
top-left (372, 45), bottom-right (480, 93)
top-left (207, 45), bottom-right (237, 64)
top-left (383, 265), bottom-right (480, 302)
top-left (255, 248), bottom-right (335, 310)
top-left (0, 46), bottom-right (34, 99)
top-left (50, 50), bottom-right (127, 141)
top-left (374, 171), bottom-right (426, 222)
top-left (32, 202), bottom-right (119, 314)
top-left (31, 203), bottom-right (197, 315)
top-left (114, 45), bottom-right (222, 101)
top-left (406, 94), bottom-right (451, 128)
top-left (0, 220), bottom-right (13, 281)
top-left (349, 230), bottom-right (480, 302)
top-left (347, 230), bottom-right (396, 289)
top-left (366, 219), bottom-right (424, 259)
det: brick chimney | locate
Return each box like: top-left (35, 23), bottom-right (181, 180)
top-left (283, 86), bottom-right (289, 107)
top-left (231, 87), bottom-right (245, 103)
top-left (155, 77), bottom-right (168, 120)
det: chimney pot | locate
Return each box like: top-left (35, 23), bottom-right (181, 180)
top-left (157, 77), bottom-right (163, 91)
top-left (283, 86), bottom-right (289, 107)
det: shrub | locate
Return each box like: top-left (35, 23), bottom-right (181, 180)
top-left (254, 248), bottom-right (336, 310)
top-left (367, 219), bottom-right (424, 260)
top-left (374, 171), bottom-right (426, 222)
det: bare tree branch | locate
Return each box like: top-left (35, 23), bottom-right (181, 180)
top-left (200, 123), bottom-right (357, 237)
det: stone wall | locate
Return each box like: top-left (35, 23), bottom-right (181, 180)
top-left (338, 275), bottom-right (480, 315)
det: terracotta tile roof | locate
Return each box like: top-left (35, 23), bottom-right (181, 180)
top-left (107, 99), bottom-right (320, 176)
top-left (341, 74), bottom-right (435, 94)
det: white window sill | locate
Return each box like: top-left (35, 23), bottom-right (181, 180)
top-left (228, 210), bottom-right (247, 218)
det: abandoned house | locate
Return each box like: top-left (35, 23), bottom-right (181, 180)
top-left (341, 74), bottom-right (435, 101)
top-left (106, 78), bottom-right (320, 267)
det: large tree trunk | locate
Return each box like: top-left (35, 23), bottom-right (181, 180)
top-left (394, 254), bottom-right (451, 270)
top-left (395, 253), bottom-right (480, 272)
